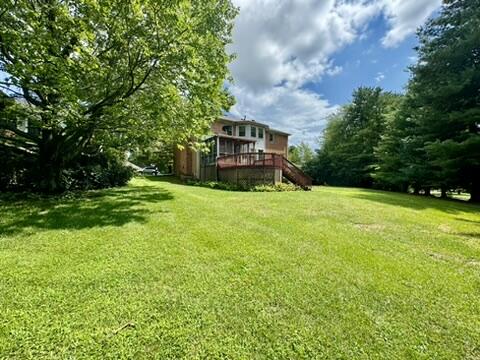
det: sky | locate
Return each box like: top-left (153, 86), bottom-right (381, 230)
top-left (226, 0), bottom-right (442, 145)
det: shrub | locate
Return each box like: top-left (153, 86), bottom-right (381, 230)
top-left (66, 153), bottom-right (134, 191)
top-left (0, 153), bottom-right (20, 191)
top-left (186, 180), bottom-right (302, 192)
top-left (251, 183), bottom-right (302, 192)
top-left (0, 148), bottom-right (36, 191)
top-left (0, 150), bottom-right (133, 192)
top-left (186, 180), bottom-right (243, 191)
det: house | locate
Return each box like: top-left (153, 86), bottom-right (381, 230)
top-left (174, 116), bottom-right (312, 189)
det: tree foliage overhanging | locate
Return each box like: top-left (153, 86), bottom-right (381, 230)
top-left (305, 0), bottom-right (480, 202)
top-left (0, 0), bottom-right (237, 192)
top-left (288, 141), bottom-right (314, 169)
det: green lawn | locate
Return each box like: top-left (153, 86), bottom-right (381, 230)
top-left (1, 177), bottom-right (479, 359)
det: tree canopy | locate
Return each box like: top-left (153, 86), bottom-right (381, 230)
top-left (306, 0), bottom-right (479, 202)
top-left (407, 0), bottom-right (480, 200)
top-left (288, 141), bottom-right (314, 169)
top-left (305, 88), bottom-right (402, 187)
top-left (0, 0), bottom-right (237, 192)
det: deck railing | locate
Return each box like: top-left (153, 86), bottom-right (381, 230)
top-left (216, 152), bottom-right (312, 189)
top-left (281, 156), bottom-right (313, 189)
top-left (217, 152), bottom-right (283, 169)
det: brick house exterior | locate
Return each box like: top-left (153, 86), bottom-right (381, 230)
top-left (174, 116), bottom-right (311, 189)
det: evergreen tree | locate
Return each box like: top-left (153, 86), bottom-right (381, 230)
top-left (408, 0), bottom-right (480, 201)
top-left (374, 95), bottom-right (433, 194)
top-left (306, 87), bottom-right (401, 188)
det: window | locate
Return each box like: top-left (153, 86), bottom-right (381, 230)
top-left (269, 133), bottom-right (274, 142)
top-left (258, 128), bottom-right (264, 139)
top-left (239, 125), bottom-right (246, 137)
top-left (222, 125), bottom-right (232, 136)
top-left (219, 138), bottom-right (226, 154)
top-left (250, 126), bottom-right (257, 137)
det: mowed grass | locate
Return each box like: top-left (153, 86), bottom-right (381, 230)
top-left (1, 177), bottom-right (479, 359)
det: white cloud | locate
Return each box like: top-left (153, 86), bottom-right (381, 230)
top-left (326, 65), bottom-right (343, 77)
top-left (227, 0), bottom-right (441, 144)
top-left (228, 0), bottom-right (380, 143)
top-left (375, 72), bottom-right (385, 82)
top-left (381, 0), bottom-right (441, 48)
top-left (229, 85), bottom-right (338, 146)
top-left (229, 0), bottom-right (380, 92)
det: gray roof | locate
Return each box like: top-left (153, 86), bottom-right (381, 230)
top-left (218, 116), bottom-right (290, 136)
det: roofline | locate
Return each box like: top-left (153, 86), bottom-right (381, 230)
top-left (268, 128), bottom-right (291, 136)
top-left (217, 116), bottom-right (290, 137)
top-left (202, 134), bottom-right (256, 143)
top-left (218, 116), bottom-right (269, 128)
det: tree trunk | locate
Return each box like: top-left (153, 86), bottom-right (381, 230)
top-left (38, 131), bottom-right (65, 193)
top-left (413, 187), bottom-right (420, 195)
top-left (470, 183), bottom-right (480, 203)
top-left (440, 187), bottom-right (448, 199)
top-left (41, 162), bottom-right (64, 193)
top-left (36, 126), bottom-right (93, 193)
top-left (424, 187), bottom-right (431, 196)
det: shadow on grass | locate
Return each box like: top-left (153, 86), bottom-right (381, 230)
top-left (350, 190), bottom-right (480, 215)
top-left (0, 184), bottom-right (173, 236)
top-left (140, 175), bottom-right (184, 184)
top-left (456, 232), bottom-right (480, 239)
top-left (454, 217), bottom-right (480, 224)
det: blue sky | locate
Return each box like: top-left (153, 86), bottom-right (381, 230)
top-left (227, 0), bottom-right (441, 145)
top-left (2, 0), bottom-right (440, 146)
top-left (309, 15), bottom-right (417, 105)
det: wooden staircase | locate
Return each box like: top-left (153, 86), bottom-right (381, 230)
top-left (282, 157), bottom-right (312, 190)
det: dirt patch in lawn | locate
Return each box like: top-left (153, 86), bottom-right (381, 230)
top-left (353, 223), bottom-right (386, 232)
top-left (428, 252), bottom-right (480, 268)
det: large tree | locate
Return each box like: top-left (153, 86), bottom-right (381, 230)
top-left (0, 0), bottom-right (236, 192)
top-left (306, 87), bottom-right (402, 187)
top-left (407, 0), bottom-right (480, 201)
top-left (374, 95), bottom-right (434, 194)
top-left (288, 141), bottom-right (314, 169)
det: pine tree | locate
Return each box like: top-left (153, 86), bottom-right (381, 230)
top-left (306, 87), bottom-right (401, 187)
top-left (375, 95), bottom-right (435, 194)
top-left (409, 0), bottom-right (480, 201)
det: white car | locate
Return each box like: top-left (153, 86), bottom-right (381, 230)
top-left (140, 166), bottom-right (159, 176)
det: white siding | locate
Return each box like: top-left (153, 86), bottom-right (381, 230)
top-left (234, 124), bottom-right (266, 151)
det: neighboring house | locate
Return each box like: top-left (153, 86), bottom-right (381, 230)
top-left (174, 116), bottom-right (312, 189)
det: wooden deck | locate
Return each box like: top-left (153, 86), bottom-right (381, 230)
top-left (217, 153), bottom-right (312, 189)
top-left (217, 153), bottom-right (283, 169)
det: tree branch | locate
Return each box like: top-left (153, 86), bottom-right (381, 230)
top-left (21, 86), bottom-right (45, 107)
top-left (0, 34), bottom-right (15, 64)
top-left (84, 26), bottom-right (189, 117)
top-left (123, 59), bottom-right (157, 99)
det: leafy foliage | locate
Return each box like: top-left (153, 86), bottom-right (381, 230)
top-left (63, 152), bottom-right (134, 191)
top-left (373, 97), bottom-right (430, 193)
top-left (0, 148), bottom-right (133, 191)
top-left (305, 88), bottom-right (402, 187)
top-left (288, 142), bottom-right (314, 169)
top-left (308, 1), bottom-right (480, 202)
top-left (187, 180), bottom-right (303, 192)
top-left (406, 0), bottom-right (480, 200)
top-left (0, 0), bottom-right (237, 192)
top-left (129, 142), bottom-right (174, 174)
top-left (375, 0), bottom-right (480, 200)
